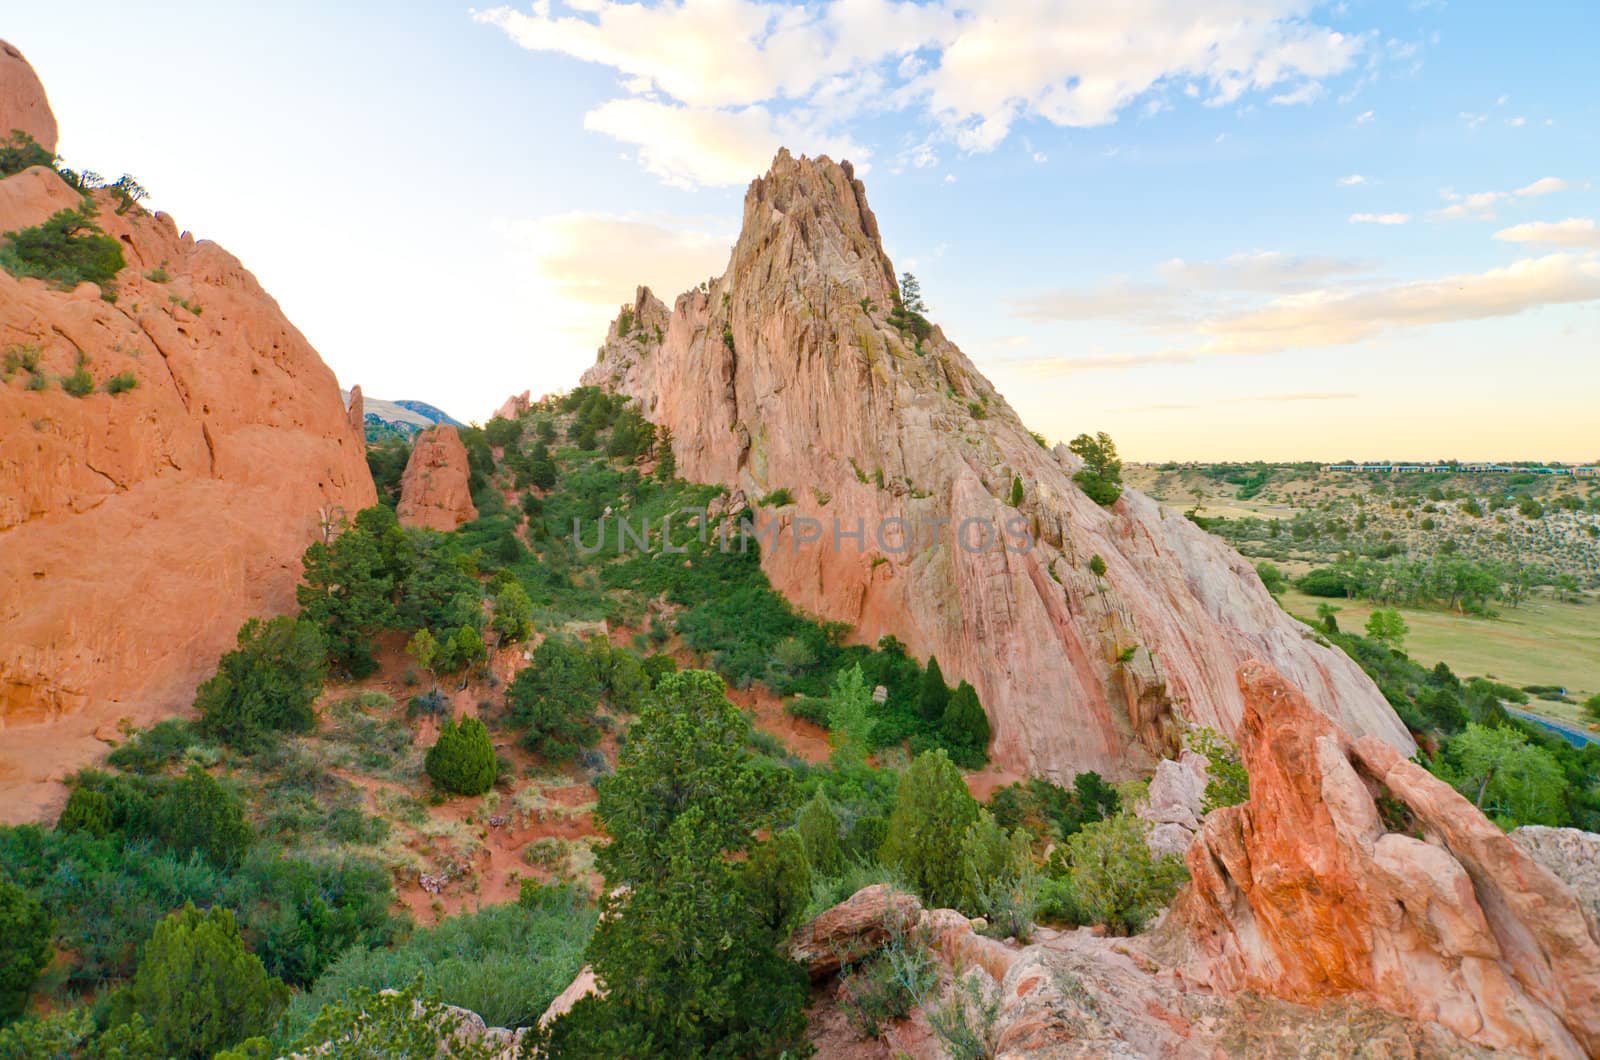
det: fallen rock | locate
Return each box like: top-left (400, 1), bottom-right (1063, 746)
top-left (1174, 660), bottom-right (1600, 1059)
top-left (396, 424), bottom-right (478, 531)
top-left (790, 883), bottom-right (921, 980)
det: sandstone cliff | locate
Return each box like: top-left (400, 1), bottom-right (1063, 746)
top-left (0, 51), bottom-right (374, 822)
top-left (0, 41), bottom-right (57, 153)
top-left (1173, 661), bottom-right (1600, 1058)
top-left (396, 424), bottom-right (478, 531)
top-left (582, 149), bottom-right (1411, 779)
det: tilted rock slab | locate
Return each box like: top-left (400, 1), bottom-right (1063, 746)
top-left (582, 148), bottom-right (1411, 780)
top-left (0, 49), bottom-right (374, 822)
top-left (1174, 660), bottom-right (1600, 1059)
top-left (396, 424), bottom-right (477, 531)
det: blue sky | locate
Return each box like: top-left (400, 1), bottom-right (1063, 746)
top-left (9, 1), bottom-right (1598, 460)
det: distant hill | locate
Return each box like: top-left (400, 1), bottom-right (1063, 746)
top-left (342, 391), bottom-right (463, 442)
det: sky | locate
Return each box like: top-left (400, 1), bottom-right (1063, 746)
top-left (8, 1), bottom-right (1598, 461)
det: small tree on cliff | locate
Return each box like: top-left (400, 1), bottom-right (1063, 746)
top-left (1069, 432), bottom-right (1123, 507)
top-left (1010, 474), bottom-right (1025, 507)
top-left (654, 427), bottom-right (676, 481)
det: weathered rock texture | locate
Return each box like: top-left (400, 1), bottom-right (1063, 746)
top-left (583, 149), bottom-right (1411, 779)
top-left (396, 424), bottom-right (477, 531)
top-left (787, 884), bottom-right (1490, 1059)
top-left (0, 56), bottom-right (374, 822)
top-left (0, 41), bottom-right (57, 153)
top-left (1511, 825), bottom-right (1600, 933)
top-left (1138, 748), bottom-right (1210, 857)
top-left (1174, 660), bottom-right (1600, 1059)
top-left (494, 389), bottom-right (531, 421)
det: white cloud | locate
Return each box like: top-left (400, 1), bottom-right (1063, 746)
top-left (1430, 176), bottom-right (1569, 221)
top-left (478, 0), bottom-right (1369, 186)
top-left (1197, 254), bottom-right (1600, 354)
top-left (1355, 108), bottom-right (1375, 123)
top-left (1338, 173), bottom-right (1368, 186)
top-left (1516, 177), bottom-right (1569, 197)
top-left (1507, 116), bottom-right (1526, 127)
top-left (1007, 251), bottom-right (1600, 368)
top-left (583, 98), bottom-right (867, 188)
top-left (1350, 212), bottom-right (1409, 224)
top-left (1493, 218), bottom-right (1600, 248)
top-left (1156, 251), bottom-right (1367, 290)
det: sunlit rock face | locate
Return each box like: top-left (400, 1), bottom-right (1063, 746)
top-left (584, 148), bottom-right (1411, 780)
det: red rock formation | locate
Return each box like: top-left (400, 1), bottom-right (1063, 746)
top-left (0, 55), bottom-right (374, 822)
top-left (346, 383), bottom-right (365, 435)
top-left (493, 390), bottom-right (531, 421)
top-left (583, 149), bottom-right (1411, 780)
top-left (397, 424), bottom-right (477, 531)
top-left (0, 41), bottom-right (57, 153)
top-left (1175, 660), bottom-right (1600, 1059)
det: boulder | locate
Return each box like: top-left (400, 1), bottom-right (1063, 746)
top-left (1173, 660), bottom-right (1600, 1059)
top-left (1511, 825), bottom-right (1600, 933)
top-left (1137, 747), bottom-right (1210, 854)
top-left (789, 883), bottom-right (921, 980)
top-left (580, 148), bottom-right (1412, 781)
top-left (396, 424), bottom-right (477, 531)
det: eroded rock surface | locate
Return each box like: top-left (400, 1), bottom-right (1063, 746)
top-left (0, 53), bottom-right (374, 821)
top-left (1174, 660), bottom-right (1600, 1059)
top-left (396, 424), bottom-right (477, 531)
top-left (0, 40), bottom-right (57, 153)
top-left (581, 148), bottom-right (1411, 780)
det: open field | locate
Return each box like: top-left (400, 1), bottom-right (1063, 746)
top-left (1278, 589), bottom-right (1600, 722)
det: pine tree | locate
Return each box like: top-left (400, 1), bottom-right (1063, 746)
top-left (943, 680), bottom-right (992, 761)
top-left (918, 656), bottom-right (950, 721)
top-left (0, 879), bottom-right (52, 1022)
top-left (881, 750), bottom-right (979, 909)
top-left (654, 427), bottom-right (676, 481)
top-left (106, 903), bottom-right (288, 1060)
top-left (1010, 474), bottom-right (1024, 507)
top-left (426, 716), bottom-right (498, 796)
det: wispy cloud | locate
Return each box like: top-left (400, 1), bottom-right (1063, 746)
top-left (477, 0), bottom-right (1369, 186)
top-left (1493, 218), bottom-right (1600, 248)
top-left (1112, 391), bottom-right (1358, 411)
top-left (1338, 174), bottom-right (1369, 186)
top-left (1350, 212), bottom-right (1409, 225)
top-left (1431, 176), bottom-right (1569, 220)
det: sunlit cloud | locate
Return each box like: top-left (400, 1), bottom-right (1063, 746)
top-left (1350, 212), bottom-right (1409, 224)
top-left (1493, 218), bottom-right (1600, 248)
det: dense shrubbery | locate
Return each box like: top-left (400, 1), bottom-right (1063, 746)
top-left (286, 886), bottom-right (595, 1038)
top-left (0, 131), bottom-right (53, 178)
top-left (0, 879), bottom-right (51, 1023)
top-left (507, 636), bottom-right (601, 760)
top-left (1039, 812), bottom-right (1188, 935)
top-left (103, 903), bottom-right (288, 1059)
top-left (196, 616), bottom-right (326, 751)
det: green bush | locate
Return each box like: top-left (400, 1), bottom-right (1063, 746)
top-left (286, 890), bottom-right (594, 1037)
top-left (507, 637), bottom-right (600, 760)
top-left (1048, 813), bottom-right (1187, 935)
top-left (55, 787), bottom-right (112, 837)
top-left (941, 680), bottom-right (991, 764)
top-left (881, 750), bottom-right (980, 909)
top-left (1069, 432), bottom-right (1123, 507)
top-left (60, 362), bottom-right (93, 397)
top-left (739, 830), bottom-right (813, 936)
top-left (284, 985), bottom-right (503, 1060)
top-left (1186, 727), bottom-right (1249, 813)
top-left (796, 791), bottom-right (844, 876)
top-left (105, 371), bottom-right (137, 394)
top-left (425, 717), bottom-right (497, 796)
top-left (0, 879), bottom-right (52, 1023)
top-left (196, 616), bottom-right (326, 752)
top-left (0, 203), bottom-right (125, 289)
top-left (918, 656), bottom-right (950, 721)
top-left (0, 131), bottom-right (53, 179)
top-left (105, 718), bottom-right (200, 773)
top-left (105, 903), bottom-right (289, 1060)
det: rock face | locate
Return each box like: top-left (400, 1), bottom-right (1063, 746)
top-left (396, 424), bottom-right (477, 531)
top-left (1510, 825), bottom-right (1600, 935)
top-left (0, 41), bottom-right (57, 153)
top-left (494, 389), bottom-right (531, 421)
top-left (582, 149), bottom-right (1411, 780)
top-left (1174, 660), bottom-right (1600, 1059)
top-left (345, 383), bottom-right (364, 435)
top-left (1137, 748), bottom-right (1210, 857)
top-left (0, 55), bottom-right (374, 822)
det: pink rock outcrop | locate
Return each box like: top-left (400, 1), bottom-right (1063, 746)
top-left (0, 55), bottom-right (374, 822)
top-left (0, 41), bottom-right (57, 154)
top-left (396, 424), bottom-right (478, 531)
top-left (493, 390), bottom-right (531, 421)
top-left (1174, 660), bottom-right (1600, 1059)
top-left (582, 149), bottom-right (1412, 780)
top-left (346, 383), bottom-right (365, 435)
